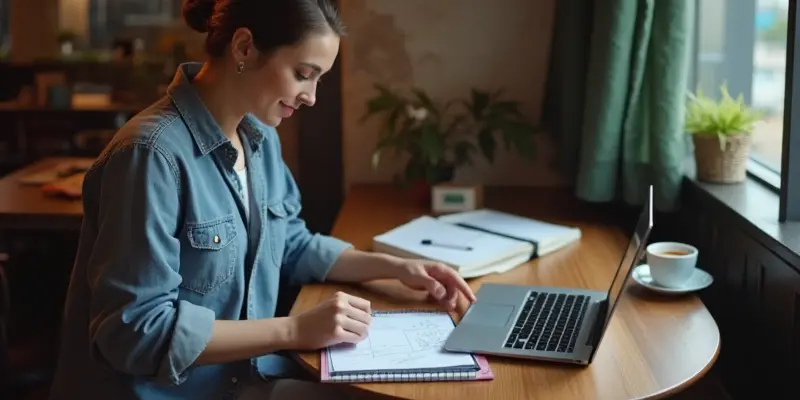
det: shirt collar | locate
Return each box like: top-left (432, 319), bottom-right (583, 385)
top-left (166, 62), bottom-right (266, 155)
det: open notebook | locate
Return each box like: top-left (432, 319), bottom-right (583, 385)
top-left (321, 310), bottom-right (493, 383)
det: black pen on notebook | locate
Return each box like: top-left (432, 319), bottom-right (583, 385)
top-left (420, 239), bottom-right (473, 251)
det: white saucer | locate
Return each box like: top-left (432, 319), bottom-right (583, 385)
top-left (631, 265), bottom-right (713, 295)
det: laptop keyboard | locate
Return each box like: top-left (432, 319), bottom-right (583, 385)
top-left (503, 292), bottom-right (589, 353)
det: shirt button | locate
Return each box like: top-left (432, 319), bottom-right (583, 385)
top-left (231, 377), bottom-right (238, 383)
top-left (214, 235), bottom-right (221, 244)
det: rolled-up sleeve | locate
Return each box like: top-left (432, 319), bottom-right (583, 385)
top-left (86, 142), bottom-right (215, 386)
top-left (279, 164), bottom-right (352, 286)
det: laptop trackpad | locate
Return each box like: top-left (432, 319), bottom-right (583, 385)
top-left (467, 303), bottom-right (515, 327)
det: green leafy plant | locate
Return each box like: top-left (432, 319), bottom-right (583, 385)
top-left (685, 84), bottom-right (762, 149)
top-left (362, 83), bottom-right (540, 185)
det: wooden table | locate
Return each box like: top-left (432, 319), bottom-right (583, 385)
top-left (0, 157), bottom-right (90, 231)
top-left (289, 184), bottom-right (720, 400)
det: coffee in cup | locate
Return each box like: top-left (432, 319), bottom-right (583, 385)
top-left (645, 242), bottom-right (698, 288)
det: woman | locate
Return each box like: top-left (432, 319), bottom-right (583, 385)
top-left (48, 1), bottom-right (476, 399)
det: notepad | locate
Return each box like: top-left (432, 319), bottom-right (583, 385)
top-left (320, 310), bottom-right (494, 383)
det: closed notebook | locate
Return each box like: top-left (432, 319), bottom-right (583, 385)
top-left (438, 209), bottom-right (582, 258)
top-left (320, 310), bottom-right (494, 383)
top-left (372, 216), bottom-right (534, 278)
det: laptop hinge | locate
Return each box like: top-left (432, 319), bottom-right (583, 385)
top-left (586, 299), bottom-right (609, 353)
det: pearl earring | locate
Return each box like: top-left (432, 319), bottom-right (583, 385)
top-left (236, 62), bottom-right (244, 74)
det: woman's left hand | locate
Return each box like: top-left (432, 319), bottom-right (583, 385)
top-left (396, 260), bottom-right (477, 310)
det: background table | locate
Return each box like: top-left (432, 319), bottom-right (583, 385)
top-left (289, 184), bottom-right (721, 400)
top-left (0, 157), bottom-right (89, 231)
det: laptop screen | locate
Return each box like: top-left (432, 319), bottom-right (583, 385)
top-left (601, 185), bottom-right (654, 331)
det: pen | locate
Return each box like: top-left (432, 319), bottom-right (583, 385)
top-left (420, 239), bottom-right (473, 251)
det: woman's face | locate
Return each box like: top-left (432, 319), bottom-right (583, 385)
top-left (233, 30), bottom-right (340, 127)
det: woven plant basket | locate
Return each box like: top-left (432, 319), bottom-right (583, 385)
top-left (692, 133), bottom-right (751, 183)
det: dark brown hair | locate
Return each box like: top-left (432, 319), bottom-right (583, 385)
top-left (182, 0), bottom-right (346, 58)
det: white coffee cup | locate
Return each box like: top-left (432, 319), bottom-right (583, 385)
top-left (645, 242), bottom-right (698, 288)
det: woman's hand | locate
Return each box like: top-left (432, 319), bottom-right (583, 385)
top-left (289, 291), bottom-right (373, 350)
top-left (396, 260), bottom-right (477, 310)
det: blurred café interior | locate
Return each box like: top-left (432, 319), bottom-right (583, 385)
top-left (0, 1), bottom-right (224, 398)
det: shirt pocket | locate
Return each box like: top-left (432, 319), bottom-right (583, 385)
top-left (265, 199), bottom-right (299, 268)
top-left (180, 213), bottom-right (239, 294)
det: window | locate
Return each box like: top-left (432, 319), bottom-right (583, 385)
top-left (694, 0), bottom-right (787, 184)
top-left (693, 0), bottom-right (800, 220)
top-left (753, 0), bottom-right (787, 174)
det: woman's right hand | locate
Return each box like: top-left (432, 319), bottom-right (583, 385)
top-left (289, 291), bottom-right (373, 350)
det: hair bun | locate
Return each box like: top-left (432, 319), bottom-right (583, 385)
top-left (182, 0), bottom-right (216, 33)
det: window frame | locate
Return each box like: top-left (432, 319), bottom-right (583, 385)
top-left (779, 0), bottom-right (800, 221)
top-left (749, 156), bottom-right (783, 189)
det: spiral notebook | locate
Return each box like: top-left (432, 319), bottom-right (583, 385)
top-left (320, 310), bottom-right (494, 383)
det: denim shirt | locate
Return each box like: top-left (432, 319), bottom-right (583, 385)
top-left (49, 62), bottom-right (352, 400)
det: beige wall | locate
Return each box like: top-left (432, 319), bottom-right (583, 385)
top-left (340, 0), bottom-right (568, 189)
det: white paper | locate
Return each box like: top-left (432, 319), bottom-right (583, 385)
top-left (327, 312), bottom-right (477, 373)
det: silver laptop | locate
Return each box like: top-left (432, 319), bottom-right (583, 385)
top-left (444, 185), bottom-right (654, 365)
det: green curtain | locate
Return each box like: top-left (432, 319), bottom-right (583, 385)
top-left (544, 0), bottom-right (695, 212)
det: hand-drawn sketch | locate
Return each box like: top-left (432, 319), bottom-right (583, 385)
top-left (328, 312), bottom-right (477, 372)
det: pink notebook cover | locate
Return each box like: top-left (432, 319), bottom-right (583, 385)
top-left (319, 349), bottom-right (494, 383)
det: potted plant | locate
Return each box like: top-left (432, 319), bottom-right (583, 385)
top-left (685, 84), bottom-right (762, 183)
top-left (362, 84), bottom-right (539, 203)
